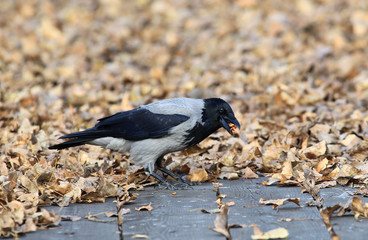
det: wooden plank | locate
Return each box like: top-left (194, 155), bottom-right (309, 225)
top-left (319, 187), bottom-right (368, 240)
top-left (21, 178), bottom-right (368, 240)
top-left (123, 183), bottom-right (221, 240)
top-left (21, 198), bottom-right (119, 240)
top-left (218, 178), bottom-right (330, 240)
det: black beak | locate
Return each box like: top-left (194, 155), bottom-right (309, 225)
top-left (220, 115), bottom-right (241, 135)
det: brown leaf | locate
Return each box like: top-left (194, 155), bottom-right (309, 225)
top-left (8, 200), bottom-right (25, 224)
top-left (336, 164), bottom-right (359, 178)
top-left (98, 178), bottom-right (118, 197)
top-left (340, 134), bottom-right (362, 149)
top-left (327, 167), bottom-right (340, 179)
top-left (354, 186), bottom-right (368, 197)
top-left (121, 208), bottom-right (131, 215)
top-left (315, 158), bottom-right (329, 173)
top-left (21, 218), bottom-right (37, 233)
top-left (220, 152), bottom-right (236, 167)
top-left (262, 140), bottom-right (283, 168)
top-left (19, 175), bottom-right (38, 193)
top-left (270, 156), bottom-right (293, 184)
top-left (0, 209), bottom-right (15, 229)
top-left (251, 225), bottom-right (289, 240)
top-left (35, 208), bottom-right (61, 227)
top-left (320, 204), bottom-right (341, 239)
top-left (347, 141), bottom-right (368, 161)
top-left (135, 203), bottom-right (153, 211)
top-left (2, 0), bottom-right (368, 237)
top-left (212, 182), bottom-right (223, 198)
top-left (316, 181), bottom-right (336, 189)
top-left (186, 167), bottom-right (208, 182)
top-left (209, 205), bottom-right (231, 240)
top-left (218, 169), bottom-right (239, 180)
top-left (226, 201), bottom-right (235, 206)
top-left (259, 198), bottom-right (300, 209)
top-left (241, 167), bottom-right (259, 179)
top-left (310, 124), bottom-right (331, 141)
top-left (304, 141), bottom-right (327, 159)
top-left (302, 169), bottom-right (322, 202)
top-left (352, 197), bottom-right (368, 220)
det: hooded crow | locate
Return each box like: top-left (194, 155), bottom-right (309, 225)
top-left (49, 98), bottom-right (240, 189)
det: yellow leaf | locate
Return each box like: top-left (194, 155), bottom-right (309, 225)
top-left (132, 234), bottom-right (149, 239)
top-left (186, 167), bottom-right (208, 182)
top-left (135, 203), bottom-right (153, 211)
top-left (252, 227), bottom-right (289, 240)
top-left (315, 158), bottom-right (329, 173)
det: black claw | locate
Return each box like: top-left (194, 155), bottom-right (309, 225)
top-left (145, 158), bottom-right (203, 190)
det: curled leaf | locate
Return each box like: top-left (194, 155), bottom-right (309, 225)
top-left (209, 205), bottom-right (231, 240)
top-left (135, 203), bottom-right (153, 211)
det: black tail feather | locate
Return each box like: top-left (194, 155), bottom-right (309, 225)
top-left (49, 138), bottom-right (93, 150)
top-left (59, 128), bottom-right (98, 139)
top-left (49, 127), bottom-right (111, 150)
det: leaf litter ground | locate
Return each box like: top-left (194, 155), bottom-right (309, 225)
top-left (1, 0), bottom-right (368, 238)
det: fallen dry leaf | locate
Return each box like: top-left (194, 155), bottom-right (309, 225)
top-left (270, 157), bottom-right (293, 184)
top-left (104, 211), bottom-right (118, 218)
top-left (354, 187), bottom-right (368, 197)
top-left (209, 204), bottom-right (231, 240)
top-left (259, 198), bottom-right (301, 209)
top-left (320, 205), bottom-right (341, 239)
top-left (20, 218), bottom-right (37, 233)
top-left (213, 182), bottom-right (223, 198)
top-left (251, 225), bottom-right (289, 240)
top-left (135, 203), bottom-right (153, 212)
top-left (315, 158), bottom-right (329, 173)
top-left (132, 234), bottom-right (149, 239)
top-left (241, 167), bottom-right (259, 179)
top-left (8, 200), bottom-right (25, 224)
top-left (186, 167), bottom-right (208, 182)
top-left (304, 141), bottom-right (327, 159)
top-left (340, 134), bottom-right (362, 149)
top-left (1, 0), bottom-right (368, 237)
top-left (352, 196), bottom-right (368, 220)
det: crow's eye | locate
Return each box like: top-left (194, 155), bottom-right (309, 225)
top-left (219, 107), bottom-right (225, 114)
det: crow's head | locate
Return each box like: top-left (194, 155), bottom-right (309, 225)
top-left (203, 98), bottom-right (240, 135)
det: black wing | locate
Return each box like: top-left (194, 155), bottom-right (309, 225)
top-left (57, 108), bottom-right (190, 142)
top-left (93, 108), bottom-right (189, 140)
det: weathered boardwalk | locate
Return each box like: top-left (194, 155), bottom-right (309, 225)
top-left (21, 178), bottom-right (368, 240)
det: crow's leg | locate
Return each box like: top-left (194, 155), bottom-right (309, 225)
top-left (155, 157), bottom-right (201, 186)
top-left (155, 157), bottom-right (181, 180)
top-left (144, 161), bottom-right (190, 190)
